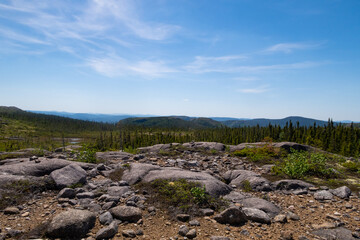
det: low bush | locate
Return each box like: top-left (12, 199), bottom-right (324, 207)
top-left (342, 160), bottom-right (360, 173)
top-left (137, 179), bottom-right (228, 217)
top-left (274, 150), bottom-right (335, 179)
top-left (76, 145), bottom-right (97, 163)
top-left (241, 180), bottom-right (252, 192)
top-left (233, 145), bottom-right (280, 162)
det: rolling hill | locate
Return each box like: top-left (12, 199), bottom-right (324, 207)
top-left (117, 117), bottom-right (223, 129)
top-left (222, 116), bottom-right (329, 128)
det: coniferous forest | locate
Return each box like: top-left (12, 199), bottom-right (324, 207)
top-left (95, 120), bottom-right (360, 157)
top-left (1, 107), bottom-right (359, 157)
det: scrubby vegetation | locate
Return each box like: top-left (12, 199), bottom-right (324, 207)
top-left (273, 150), bottom-right (335, 179)
top-left (75, 145), bottom-right (97, 163)
top-left (137, 179), bottom-right (228, 217)
top-left (233, 144), bottom-right (284, 163)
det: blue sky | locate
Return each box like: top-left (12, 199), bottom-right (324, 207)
top-left (0, 0), bottom-right (359, 121)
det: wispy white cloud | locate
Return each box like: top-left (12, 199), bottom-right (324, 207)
top-left (264, 42), bottom-right (323, 53)
top-left (0, 0), bottom-right (181, 54)
top-left (86, 55), bottom-right (176, 78)
top-left (184, 55), bottom-right (247, 73)
top-left (185, 54), bottom-right (326, 74)
top-left (237, 85), bottom-right (270, 94)
top-left (0, 28), bottom-right (48, 45)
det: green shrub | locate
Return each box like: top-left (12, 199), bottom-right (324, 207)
top-left (123, 146), bottom-right (137, 154)
top-left (76, 145), bottom-right (97, 163)
top-left (159, 149), bottom-right (178, 156)
top-left (276, 150), bottom-right (335, 179)
top-left (137, 179), bottom-right (227, 215)
top-left (342, 161), bottom-right (360, 173)
top-left (233, 145), bottom-right (278, 162)
top-left (241, 180), bottom-right (252, 192)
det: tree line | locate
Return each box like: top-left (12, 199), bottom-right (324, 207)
top-left (94, 120), bottom-right (360, 157)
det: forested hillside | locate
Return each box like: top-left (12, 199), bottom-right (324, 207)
top-left (96, 120), bottom-right (360, 157)
top-left (1, 107), bottom-right (359, 157)
top-left (117, 117), bottom-right (223, 129)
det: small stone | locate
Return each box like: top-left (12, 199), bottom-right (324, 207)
top-left (326, 214), bottom-right (340, 221)
top-left (314, 190), bottom-right (333, 201)
top-left (147, 206), bottom-right (156, 213)
top-left (333, 211), bottom-right (341, 216)
top-left (177, 214), bottom-right (190, 222)
top-left (122, 229), bottom-right (136, 238)
top-left (178, 225), bottom-right (189, 236)
top-left (99, 212), bottom-right (113, 225)
top-left (4, 207), bottom-right (19, 215)
top-left (135, 229), bottom-right (144, 236)
top-left (95, 221), bottom-right (119, 240)
top-left (21, 212), bottom-right (29, 217)
top-left (186, 229), bottom-right (197, 239)
top-left (280, 231), bottom-right (293, 240)
top-left (274, 214), bottom-right (287, 223)
top-left (76, 192), bottom-right (95, 199)
top-left (240, 229), bottom-right (250, 236)
top-left (189, 220), bottom-right (200, 226)
top-left (312, 222), bottom-right (336, 230)
top-left (200, 208), bottom-right (214, 216)
top-left (286, 211), bottom-right (300, 221)
top-left (210, 237), bottom-right (230, 240)
top-left (58, 188), bottom-right (76, 199)
top-left (298, 236), bottom-right (310, 240)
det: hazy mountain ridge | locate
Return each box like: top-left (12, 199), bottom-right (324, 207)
top-left (222, 116), bottom-right (329, 128)
top-left (2, 107), bottom-right (358, 129)
top-left (117, 117), bottom-right (223, 129)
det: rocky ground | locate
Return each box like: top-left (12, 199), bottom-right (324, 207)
top-left (0, 142), bottom-right (359, 240)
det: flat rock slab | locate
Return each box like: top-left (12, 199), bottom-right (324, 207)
top-left (46, 209), bottom-right (96, 239)
top-left (0, 158), bottom-right (93, 177)
top-left (138, 143), bottom-right (173, 153)
top-left (223, 170), bottom-right (271, 191)
top-left (182, 142), bottom-right (226, 151)
top-left (122, 163), bottom-right (232, 197)
top-left (50, 164), bottom-right (87, 189)
top-left (312, 227), bottom-right (356, 240)
top-left (107, 186), bottom-right (132, 197)
top-left (272, 179), bottom-right (314, 191)
top-left (96, 151), bottom-right (133, 163)
top-left (223, 191), bottom-right (250, 203)
top-left (240, 197), bottom-right (280, 218)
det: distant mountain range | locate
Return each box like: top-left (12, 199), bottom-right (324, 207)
top-left (29, 110), bottom-right (156, 123)
top-left (21, 109), bottom-right (359, 128)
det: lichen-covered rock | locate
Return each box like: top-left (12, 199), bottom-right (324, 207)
top-left (314, 190), bottom-right (333, 201)
top-left (50, 164), bottom-right (87, 189)
top-left (240, 198), bottom-right (280, 218)
top-left (330, 186), bottom-right (351, 199)
top-left (223, 170), bottom-right (271, 191)
top-left (95, 221), bottom-right (119, 240)
top-left (242, 207), bottom-right (271, 224)
top-left (110, 206), bottom-right (142, 223)
top-left (46, 209), bottom-right (96, 239)
top-left (312, 227), bottom-right (356, 240)
top-left (213, 207), bottom-right (247, 225)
